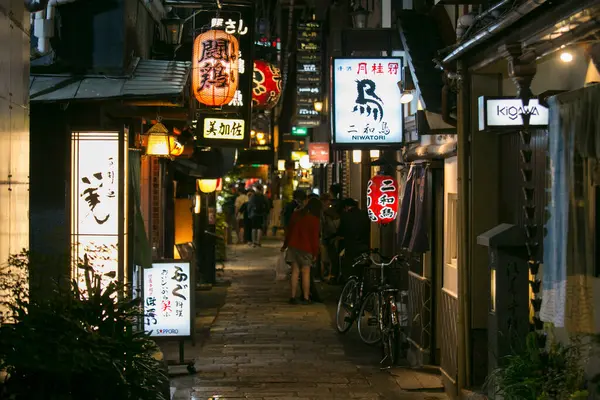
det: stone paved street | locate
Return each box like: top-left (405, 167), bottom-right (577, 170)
top-left (170, 239), bottom-right (448, 400)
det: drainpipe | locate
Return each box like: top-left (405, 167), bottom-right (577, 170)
top-left (33, 0), bottom-right (78, 54)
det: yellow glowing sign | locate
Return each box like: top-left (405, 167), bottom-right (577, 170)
top-left (203, 118), bottom-right (245, 140)
top-left (71, 131), bottom-right (128, 291)
top-left (291, 151), bottom-right (307, 161)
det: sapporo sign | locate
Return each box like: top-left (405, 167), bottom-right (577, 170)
top-left (143, 261), bottom-right (193, 338)
top-left (194, 4), bottom-right (255, 148)
top-left (332, 58), bottom-right (404, 147)
top-left (478, 96), bottom-right (549, 131)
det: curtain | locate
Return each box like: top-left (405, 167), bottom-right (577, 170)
top-left (129, 151), bottom-right (152, 269)
top-left (540, 97), bottom-right (568, 327)
top-left (397, 164), bottom-right (429, 253)
top-left (542, 84), bottom-right (600, 333)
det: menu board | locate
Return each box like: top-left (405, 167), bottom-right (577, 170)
top-left (295, 21), bottom-right (322, 127)
top-left (143, 261), bottom-right (193, 337)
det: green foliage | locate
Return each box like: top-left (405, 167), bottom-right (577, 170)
top-left (0, 251), bottom-right (169, 400)
top-left (485, 332), bottom-right (588, 400)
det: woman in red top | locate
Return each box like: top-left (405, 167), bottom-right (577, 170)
top-left (281, 197), bottom-right (322, 304)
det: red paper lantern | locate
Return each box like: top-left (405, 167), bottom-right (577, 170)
top-left (252, 60), bottom-right (282, 109)
top-left (367, 174), bottom-right (399, 225)
top-left (192, 29), bottom-right (240, 107)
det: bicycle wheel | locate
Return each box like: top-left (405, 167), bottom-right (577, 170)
top-left (336, 278), bottom-right (359, 333)
top-left (381, 297), bottom-right (400, 366)
top-left (357, 292), bottom-right (381, 345)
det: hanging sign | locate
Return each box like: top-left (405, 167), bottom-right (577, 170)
top-left (143, 261), bottom-right (193, 338)
top-left (308, 142), bottom-right (330, 164)
top-left (193, 4), bottom-right (255, 148)
top-left (367, 174), bottom-right (399, 225)
top-left (252, 60), bottom-right (282, 109)
top-left (332, 57), bottom-right (404, 147)
top-left (203, 118), bottom-right (245, 140)
top-left (192, 29), bottom-right (240, 107)
top-left (478, 96), bottom-right (549, 131)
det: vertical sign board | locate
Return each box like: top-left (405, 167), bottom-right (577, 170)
top-left (295, 21), bottom-right (322, 127)
top-left (194, 4), bottom-right (255, 148)
top-left (332, 58), bottom-right (404, 148)
top-left (477, 96), bottom-right (549, 131)
top-left (71, 131), bottom-right (128, 290)
top-left (143, 261), bottom-right (193, 338)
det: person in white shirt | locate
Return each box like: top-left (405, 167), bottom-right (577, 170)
top-left (234, 189), bottom-right (249, 244)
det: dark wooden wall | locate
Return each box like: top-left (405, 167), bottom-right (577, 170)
top-left (498, 129), bottom-right (548, 262)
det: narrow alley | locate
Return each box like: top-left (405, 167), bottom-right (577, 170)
top-left (170, 239), bottom-right (447, 400)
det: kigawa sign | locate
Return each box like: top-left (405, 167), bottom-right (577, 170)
top-left (478, 96), bottom-right (549, 131)
top-left (332, 57), bottom-right (404, 147)
top-left (143, 261), bottom-right (193, 338)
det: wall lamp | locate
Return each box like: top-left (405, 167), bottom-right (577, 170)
top-left (398, 65), bottom-right (416, 104)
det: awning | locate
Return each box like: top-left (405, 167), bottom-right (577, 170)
top-left (397, 11), bottom-right (445, 114)
top-left (29, 58), bottom-right (191, 103)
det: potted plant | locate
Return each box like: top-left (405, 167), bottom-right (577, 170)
top-left (485, 332), bottom-right (588, 400)
top-left (0, 251), bottom-right (169, 399)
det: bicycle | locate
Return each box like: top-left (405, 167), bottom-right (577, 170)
top-left (357, 253), bottom-right (408, 368)
top-left (335, 250), bottom-right (384, 345)
top-left (335, 252), bottom-right (369, 333)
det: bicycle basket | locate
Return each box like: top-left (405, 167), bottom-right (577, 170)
top-left (363, 266), bottom-right (382, 292)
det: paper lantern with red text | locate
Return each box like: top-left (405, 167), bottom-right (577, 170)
top-left (252, 60), bottom-right (282, 109)
top-left (192, 30), bottom-right (240, 106)
top-left (366, 174), bottom-right (399, 225)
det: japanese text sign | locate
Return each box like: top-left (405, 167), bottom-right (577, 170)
top-left (194, 5), bottom-right (254, 148)
top-left (308, 143), bottom-right (330, 164)
top-left (367, 174), bottom-right (399, 225)
top-left (203, 118), bottom-right (245, 140)
top-left (192, 30), bottom-right (240, 107)
top-left (332, 58), bottom-right (404, 147)
top-left (143, 262), bottom-right (192, 337)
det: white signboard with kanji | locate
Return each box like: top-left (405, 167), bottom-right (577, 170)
top-left (332, 58), bottom-right (404, 147)
top-left (143, 262), bottom-right (192, 337)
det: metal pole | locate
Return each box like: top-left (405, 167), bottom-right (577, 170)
top-left (456, 59), bottom-right (471, 390)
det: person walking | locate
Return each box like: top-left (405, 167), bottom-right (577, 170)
top-left (319, 193), bottom-right (340, 281)
top-left (281, 197), bottom-right (322, 305)
top-left (235, 189), bottom-right (249, 244)
top-left (336, 198), bottom-right (371, 282)
top-left (241, 191), bottom-right (253, 245)
top-left (248, 186), bottom-right (269, 247)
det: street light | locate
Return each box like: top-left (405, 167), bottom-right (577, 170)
top-left (198, 179), bottom-right (218, 193)
top-left (313, 101), bottom-right (323, 112)
top-left (351, 5), bottom-right (369, 28)
top-left (162, 9), bottom-right (184, 46)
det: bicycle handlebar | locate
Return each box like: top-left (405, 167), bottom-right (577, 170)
top-left (369, 254), bottom-right (399, 267)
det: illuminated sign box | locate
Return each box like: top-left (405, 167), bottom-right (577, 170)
top-left (332, 57), bottom-right (404, 148)
top-left (291, 126), bottom-right (308, 136)
top-left (291, 151), bottom-right (307, 161)
top-left (203, 118), bottom-right (245, 140)
top-left (143, 261), bottom-right (194, 338)
top-left (478, 96), bottom-right (549, 132)
top-left (308, 143), bottom-right (330, 164)
top-left (70, 131), bottom-right (128, 291)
